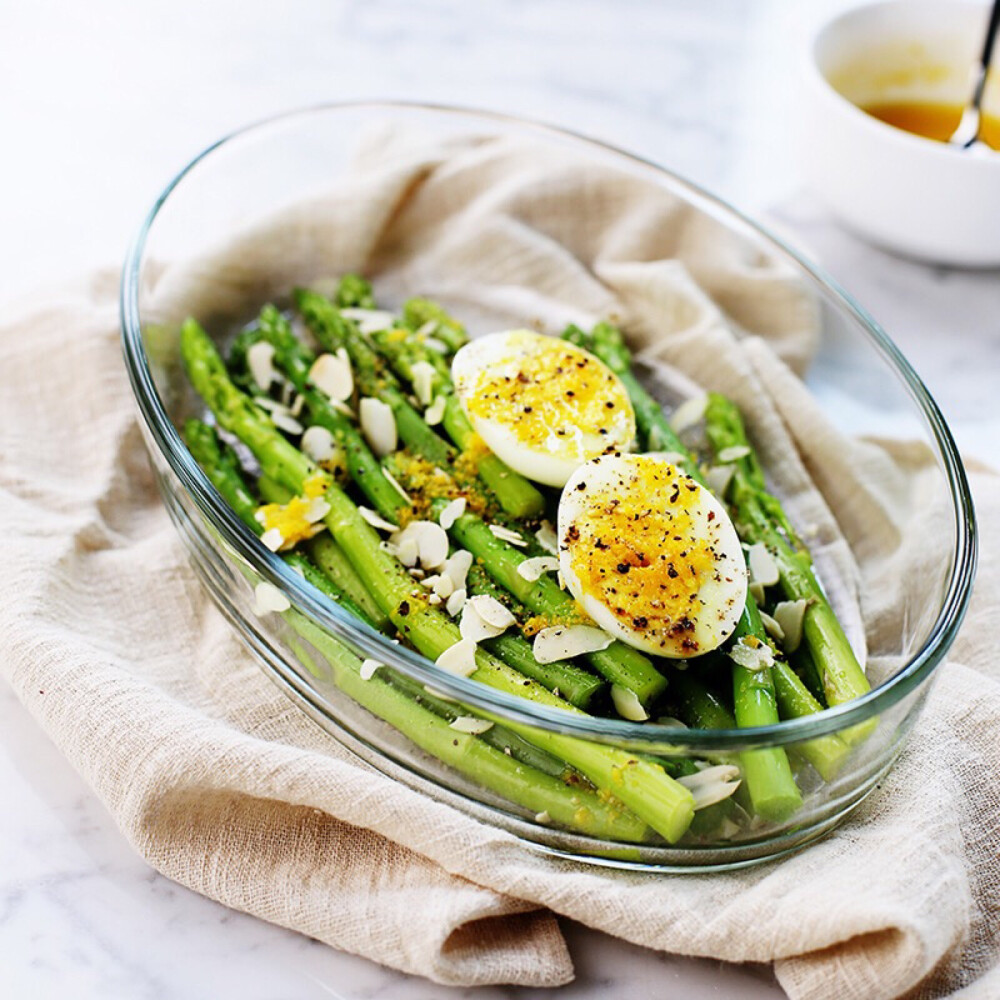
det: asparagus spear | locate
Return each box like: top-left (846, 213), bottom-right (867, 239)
top-left (366, 323), bottom-right (547, 520)
top-left (427, 497), bottom-right (669, 712)
top-left (282, 297), bottom-right (455, 468)
top-left (702, 392), bottom-right (871, 712)
top-left (181, 318), bottom-right (696, 843)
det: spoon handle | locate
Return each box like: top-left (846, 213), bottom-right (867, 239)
top-left (980, 0), bottom-right (1000, 76)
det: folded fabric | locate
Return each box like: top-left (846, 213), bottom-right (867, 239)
top-left (1, 132), bottom-right (996, 999)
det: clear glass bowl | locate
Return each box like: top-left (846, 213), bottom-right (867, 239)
top-left (120, 102), bottom-right (977, 870)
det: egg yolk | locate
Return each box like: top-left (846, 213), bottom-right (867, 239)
top-left (461, 336), bottom-right (634, 460)
top-left (563, 460), bottom-right (738, 654)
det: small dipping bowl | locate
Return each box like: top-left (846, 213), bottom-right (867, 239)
top-left (800, 0), bottom-right (1000, 266)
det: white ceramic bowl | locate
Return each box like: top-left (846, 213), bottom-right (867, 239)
top-left (800, 0), bottom-right (1000, 266)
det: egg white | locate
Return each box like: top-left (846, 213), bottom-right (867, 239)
top-left (451, 329), bottom-right (635, 488)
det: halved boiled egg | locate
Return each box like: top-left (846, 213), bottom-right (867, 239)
top-left (451, 329), bottom-right (636, 487)
top-left (558, 454), bottom-right (747, 658)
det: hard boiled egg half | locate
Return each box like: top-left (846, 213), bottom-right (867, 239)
top-left (558, 454), bottom-right (747, 658)
top-left (451, 329), bottom-right (636, 487)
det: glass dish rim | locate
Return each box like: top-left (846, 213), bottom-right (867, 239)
top-left (120, 99), bottom-right (978, 750)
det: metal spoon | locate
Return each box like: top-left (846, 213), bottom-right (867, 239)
top-left (950, 0), bottom-right (1000, 148)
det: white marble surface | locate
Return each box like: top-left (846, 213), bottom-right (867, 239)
top-left (1, 1), bottom-right (998, 998)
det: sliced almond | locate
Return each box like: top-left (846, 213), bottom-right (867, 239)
top-left (534, 810), bottom-right (552, 825)
top-left (774, 599), bottom-right (808, 652)
top-left (423, 337), bottom-right (449, 353)
top-left (759, 610), bottom-right (785, 642)
top-left (301, 425), bottom-right (337, 463)
top-left (469, 594), bottom-right (516, 631)
top-left (704, 464), bottom-right (736, 497)
top-left (677, 765), bottom-right (742, 810)
top-left (435, 638), bottom-right (478, 677)
top-left (304, 497), bottom-right (331, 523)
top-left (460, 600), bottom-right (507, 643)
top-left (358, 507), bottom-right (399, 533)
top-left (669, 394), bottom-right (708, 434)
top-left (443, 549), bottom-right (473, 591)
top-left (534, 520), bottom-right (559, 555)
top-left (271, 411), bottom-right (304, 435)
top-left (410, 361), bottom-right (437, 406)
top-left (260, 528), bottom-right (284, 552)
top-left (414, 319), bottom-right (439, 338)
top-left (359, 397), bottom-right (397, 457)
top-left (747, 542), bottom-right (780, 588)
top-left (533, 624), bottom-right (613, 664)
top-left (445, 588), bottom-right (467, 617)
top-left (308, 352), bottom-right (354, 402)
top-left (644, 450), bottom-right (690, 466)
top-left (339, 307), bottom-right (396, 334)
top-left (396, 537), bottom-right (419, 567)
top-left (728, 636), bottom-right (776, 671)
top-left (448, 716), bottom-right (493, 735)
top-left (439, 497), bottom-right (466, 530)
top-left (433, 574), bottom-right (455, 599)
top-left (517, 556), bottom-right (560, 582)
top-left (489, 524), bottom-right (528, 547)
top-left (382, 467), bottom-right (412, 503)
top-left (611, 685), bottom-right (649, 721)
top-left (360, 658), bottom-right (383, 680)
top-left (425, 394), bottom-right (447, 426)
top-left (717, 445), bottom-right (751, 463)
top-left (252, 580), bottom-right (290, 615)
top-left (247, 341), bottom-right (277, 391)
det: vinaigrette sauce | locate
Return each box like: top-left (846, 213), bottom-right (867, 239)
top-left (863, 101), bottom-right (1000, 151)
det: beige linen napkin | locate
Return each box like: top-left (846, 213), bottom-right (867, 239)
top-left (2, 133), bottom-right (997, 998)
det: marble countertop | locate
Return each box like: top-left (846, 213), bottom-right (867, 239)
top-left (1, 1), bottom-right (997, 997)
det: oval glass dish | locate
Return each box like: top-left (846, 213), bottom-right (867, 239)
top-left (120, 102), bottom-right (977, 870)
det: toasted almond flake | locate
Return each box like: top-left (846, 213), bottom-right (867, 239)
top-left (260, 528), bottom-right (284, 552)
top-left (290, 394), bottom-right (305, 417)
top-left (423, 337), bottom-right (449, 353)
top-left (728, 636), bottom-right (776, 671)
top-left (439, 497), bottom-right (466, 530)
top-left (717, 445), bottom-right (751, 463)
top-left (435, 638), bottom-right (478, 677)
top-left (669, 394), bottom-right (708, 434)
top-left (611, 685), bottom-right (649, 721)
top-left (330, 399), bottom-right (357, 418)
top-left (340, 307), bottom-right (397, 334)
top-left (517, 556), bottom-right (560, 582)
top-left (301, 425), bottom-right (337, 463)
top-left (308, 352), bottom-right (354, 402)
top-left (443, 549), bottom-right (473, 591)
top-left (428, 593), bottom-right (442, 605)
top-left (414, 319), bottom-right (439, 338)
top-left (360, 658), bottom-right (383, 680)
top-left (534, 520), bottom-right (559, 555)
top-left (460, 600), bottom-right (507, 643)
top-left (774, 599), bottom-right (808, 652)
top-left (247, 341), bottom-right (277, 391)
top-left (422, 574), bottom-right (441, 590)
top-left (445, 588), bottom-right (466, 617)
top-left (533, 625), bottom-right (613, 664)
top-left (253, 396), bottom-right (289, 413)
top-left (304, 497), bottom-right (331, 524)
top-left (759, 610), bottom-right (785, 642)
top-left (417, 524), bottom-right (449, 570)
top-left (358, 507), bottom-right (399, 533)
top-left (359, 397), bottom-right (397, 457)
top-left (449, 716), bottom-right (494, 735)
top-left (677, 765), bottom-right (742, 809)
top-left (748, 542), bottom-right (780, 588)
top-left (433, 574), bottom-right (455, 599)
top-left (397, 537), bottom-right (419, 567)
top-left (534, 810), bottom-right (552, 825)
top-left (271, 411), bottom-right (305, 435)
top-left (704, 464), bottom-right (736, 497)
top-left (425, 394), bottom-right (447, 426)
top-left (489, 524), bottom-right (528, 547)
top-left (252, 580), bottom-right (291, 615)
top-left (409, 567), bottom-right (426, 579)
top-left (469, 594), bottom-right (516, 631)
top-left (410, 360), bottom-right (437, 406)
top-left (381, 467), bottom-right (412, 504)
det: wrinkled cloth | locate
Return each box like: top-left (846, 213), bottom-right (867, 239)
top-left (1, 132), bottom-right (996, 999)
